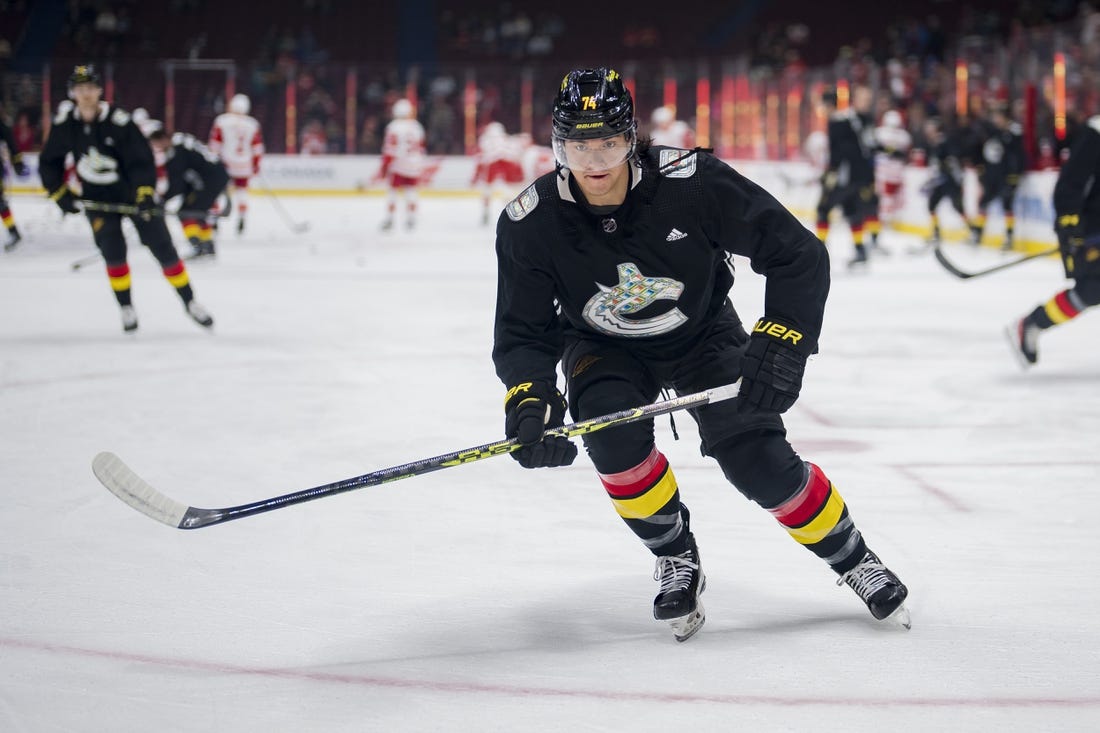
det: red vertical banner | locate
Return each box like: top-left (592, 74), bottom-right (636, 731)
top-left (1053, 52), bottom-right (1066, 141)
top-left (810, 81), bottom-right (826, 134)
top-left (521, 70), bottom-right (533, 136)
top-left (695, 74), bottom-right (710, 149)
top-left (104, 63), bottom-right (114, 104)
top-left (836, 78), bottom-right (850, 112)
top-left (40, 64), bottom-right (52, 142)
top-left (285, 76), bottom-right (297, 154)
top-left (765, 84), bottom-right (779, 159)
top-left (735, 74), bottom-right (750, 158)
top-left (955, 59), bottom-right (968, 119)
top-left (345, 67), bottom-right (357, 154)
top-left (464, 72), bottom-right (477, 155)
top-left (165, 66), bottom-right (176, 135)
top-left (1023, 82), bottom-right (1037, 167)
top-left (405, 67), bottom-right (419, 115)
top-left (663, 74), bottom-right (677, 116)
top-left (751, 79), bottom-right (763, 159)
top-left (786, 86), bottom-right (802, 160)
top-left (719, 71), bottom-right (734, 159)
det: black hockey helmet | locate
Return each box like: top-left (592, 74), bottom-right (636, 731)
top-left (552, 68), bottom-right (635, 141)
top-left (69, 64), bottom-right (102, 89)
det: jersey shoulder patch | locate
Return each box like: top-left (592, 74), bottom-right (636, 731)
top-left (54, 100), bottom-right (74, 125)
top-left (658, 148), bottom-right (697, 178)
top-left (506, 183), bottom-right (539, 221)
top-left (111, 108), bottom-right (131, 126)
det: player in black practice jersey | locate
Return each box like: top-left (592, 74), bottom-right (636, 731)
top-left (493, 68), bottom-right (909, 641)
top-left (1007, 115), bottom-right (1100, 366)
top-left (38, 65), bottom-right (213, 333)
top-left (922, 117), bottom-right (971, 245)
top-left (148, 129), bottom-right (230, 258)
top-left (0, 114), bottom-right (29, 251)
top-left (973, 106), bottom-right (1025, 250)
top-left (815, 86), bottom-right (879, 268)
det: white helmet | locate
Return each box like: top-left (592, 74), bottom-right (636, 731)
top-left (651, 106), bottom-right (674, 126)
top-left (229, 94), bottom-right (251, 115)
top-left (392, 98), bottom-right (413, 119)
top-left (484, 121), bottom-right (505, 136)
top-left (882, 110), bottom-right (903, 128)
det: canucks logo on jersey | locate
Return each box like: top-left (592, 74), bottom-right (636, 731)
top-left (583, 262), bottom-right (687, 337)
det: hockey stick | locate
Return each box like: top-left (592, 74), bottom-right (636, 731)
top-left (933, 244), bottom-right (1060, 279)
top-left (256, 176), bottom-right (310, 233)
top-left (70, 252), bottom-right (103, 271)
top-left (93, 382), bottom-right (740, 530)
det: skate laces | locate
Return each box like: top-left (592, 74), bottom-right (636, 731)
top-left (654, 551), bottom-right (699, 595)
top-left (836, 554), bottom-right (893, 601)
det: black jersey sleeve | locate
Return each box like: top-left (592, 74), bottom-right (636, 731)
top-left (0, 119), bottom-right (17, 160)
top-left (118, 116), bottom-right (158, 198)
top-left (492, 212), bottom-right (565, 389)
top-left (38, 109), bottom-right (74, 195)
top-left (1054, 123), bottom-right (1100, 221)
top-left (702, 156), bottom-right (830, 352)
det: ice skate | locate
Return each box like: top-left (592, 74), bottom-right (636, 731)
top-left (185, 300), bottom-right (214, 329)
top-left (653, 533), bottom-right (706, 642)
top-left (837, 550), bottom-right (910, 629)
top-left (846, 245), bottom-right (869, 270)
top-left (3, 227), bottom-right (21, 252)
top-left (380, 219), bottom-right (394, 232)
top-left (120, 305), bottom-right (139, 333)
top-left (1004, 316), bottom-right (1039, 368)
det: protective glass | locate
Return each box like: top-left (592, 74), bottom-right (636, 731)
top-left (552, 130), bottom-right (636, 171)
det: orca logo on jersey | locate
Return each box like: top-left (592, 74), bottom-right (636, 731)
top-left (76, 145), bottom-right (120, 185)
top-left (583, 262), bottom-right (687, 337)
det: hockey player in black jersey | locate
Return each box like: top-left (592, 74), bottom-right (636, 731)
top-left (147, 128), bottom-right (230, 258)
top-left (38, 65), bottom-right (213, 332)
top-left (922, 117), bottom-right (971, 245)
top-left (0, 114), bottom-right (28, 251)
top-left (493, 68), bottom-right (909, 641)
top-left (973, 106), bottom-right (1025, 250)
top-left (1007, 115), bottom-right (1100, 366)
top-left (815, 86), bottom-right (879, 268)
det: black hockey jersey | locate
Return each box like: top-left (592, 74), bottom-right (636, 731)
top-left (39, 101), bottom-right (157, 204)
top-left (493, 146), bottom-right (829, 388)
top-left (826, 111), bottom-right (875, 187)
top-left (1054, 116), bottom-right (1100, 235)
top-left (160, 132), bottom-right (229, 201)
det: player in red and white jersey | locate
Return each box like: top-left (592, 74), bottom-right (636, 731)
top-left (471, 122), bottom-right (526, 225)
top-left (208, 93), bottom-right (263, 234)
top-left (374, 98), bottom-right (426, 231)
top-left (873, 110), bottom-right (912, 225)
top-left (649, 106), bottom-right (695, 149)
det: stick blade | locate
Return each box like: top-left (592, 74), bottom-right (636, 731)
top-left (92, 452), bottom-right (190, 528)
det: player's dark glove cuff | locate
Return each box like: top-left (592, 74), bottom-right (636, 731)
top-left (504, 381), bottom-right (577, 469)
top-left (739, 317), bottom-right (812, 414)
top-left (12, 155), bottom-right (28, 177)
top-left (49, 186), bottom-right (80, 215)
top-left (135, 185), bottom-right (160, 220)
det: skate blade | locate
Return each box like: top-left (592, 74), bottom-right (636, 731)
top-left (669, 602), bottom-right (706, 642)
top-left (882, 603), bottom-right (911, 630)
top-left (1002, 325), bottom-right (1035, 370)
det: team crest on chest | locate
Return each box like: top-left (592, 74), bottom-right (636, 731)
top-left (659, 149), bottom-right (697, 178)
top-left (583, 262), bottom-right (687, 337)
top-left (505, 184), bottom-right (539, 221)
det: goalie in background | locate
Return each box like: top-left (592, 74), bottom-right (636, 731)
top-left (1006, 116), bottom-right (1100, 367)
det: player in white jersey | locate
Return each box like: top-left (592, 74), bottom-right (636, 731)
top-left (208, 94), bottom-right (264, 234)
top-left (470, 122), bottom-right (526, 225)
top-left (374, 98), bottom-right (426, 231)
top-left (649, 105), bottom-right (695, 149)
top-left (873, 110), bottom-right (912, 225)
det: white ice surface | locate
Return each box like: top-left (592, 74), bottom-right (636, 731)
top-left (1, 193), bottom-right (1098, 732)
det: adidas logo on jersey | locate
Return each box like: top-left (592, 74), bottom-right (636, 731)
top-left (666, 228), bottom-right (687, 241)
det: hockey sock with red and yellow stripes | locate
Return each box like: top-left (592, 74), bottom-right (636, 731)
top-left (162, 260), bottom-right (194, 303)
top-left (106, 263), bottom-right (133, 306)
top-left (182, 219), bottom-right (214, 247)
top-left (764, 462), bottom-right (867, 574)
top-left (1028, 288), bottom-right (1086, 330)
top-left (600, 448), bottom-right (688, 556)
top-left (1, 204), bottom-right (15, 230)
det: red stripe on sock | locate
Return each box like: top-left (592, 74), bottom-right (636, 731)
top-left (162, 261), bottom-right (185, 277)
top-left (1054, 290), bottom-right (1081, 318)
top-left (106, 264), bottom-right (130, 278)
top-left (600, 449), bottom-right (669, 498)
top-left (768, 463), bottom-right (832, 527)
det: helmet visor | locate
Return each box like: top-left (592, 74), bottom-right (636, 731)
top-left (552, 129), bottom-right (636, 171)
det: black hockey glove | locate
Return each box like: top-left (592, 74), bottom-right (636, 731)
top-left (11, 154), bottom-right (28, 178)
top-left (504, 381), bottom-right (578, 469)
top-left (135, 185), bottom-right (160, 221)
top-left (49, 186), bottom-right (80, 215)
top-left (739, 317), bottom-right (812, 414)
top-left (1055, 213), bottom-right (1086, 277)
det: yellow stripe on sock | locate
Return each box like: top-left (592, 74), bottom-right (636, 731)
top-left (1044, 298), bottom-right (1074, 324)
top-left (165, 271), bottom-right (190, 288)
top-left (786, 486), bottom-right (846, 544)
top-left (109, 274), bottom-right (132, 291)
top-left (610, 469), bottom-right (679, 519)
